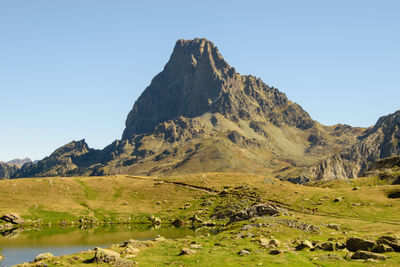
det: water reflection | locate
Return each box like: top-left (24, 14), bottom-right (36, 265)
top-left (0, 224), bottom-right (213, 266)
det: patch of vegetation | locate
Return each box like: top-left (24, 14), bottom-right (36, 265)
top-left (76, 179), bottom-right (98, 200)
top-left (27, 206), bottom-right (77, 222)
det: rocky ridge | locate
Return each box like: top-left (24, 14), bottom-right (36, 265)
top-left (305, 110), bottom-right (400, 181)
top-left (3, 38), bottom-right (395, 180)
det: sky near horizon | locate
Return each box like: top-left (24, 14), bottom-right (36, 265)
top-left (1, 0), bottom-right (399, 161)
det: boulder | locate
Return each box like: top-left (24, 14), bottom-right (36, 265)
top-left (333, 197), bottom-right (344, 202)
top-left (259, 238), bottom-right (279, 248)
top-left (34, 252), bottom-right (54, 262)
top-left (346, 237), bottom-right (376, 252)
top-left (373, 244), bottom-right (394, 253)
top-left (123, 247), bottom-right (140, 255)
top-left (237, 249), bottom-right (251, 255)
top-left (327, 223), bottom-right (341, 231)
top-left (335, 242), bottom-right (346, 250)
top-left (351, 250), bottom-right (387, 260)
top-left (94, 248), bottom-right (120, 263)
top-left (179, 248), bottom-right (196, 255)
top-left (229, 203), bottom-right (285, 222)
top-left (296, 240), bottom-right (314, 250)
top-left (317, 241), bottom-right (335, 251)
top-left (269, 239), bottom-right (280, 248)
top-left (149, 215), bottom-right (161, 225)
top-left (154, 235), bottom-right (166, 241)
top-left (377, 236), bottom-right (400, 252)
top-left (269, 249), bottom-right (282, 255)
top-left (1, 213), bottom-right (24, 224)
top-left (172, 218), bottom-right (184, 227)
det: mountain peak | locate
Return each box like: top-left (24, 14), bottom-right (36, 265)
top-left (122, 38), bottom-right (314, 139)
top-left (122, 38), bottom-right (235, 138)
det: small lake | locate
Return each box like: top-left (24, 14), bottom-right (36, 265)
top-left (0, 225), bottom-right (205, 267)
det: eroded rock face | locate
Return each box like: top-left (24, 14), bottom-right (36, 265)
top-left (122, 38), bottom-right (314, 140)
top-left (13, 139), bottom-right (99, 178)
top-left (306, 110), bottom-right (400, 181)
top-left (0, 162), bottom-right (18, 179)
top-left (2, 38), bottom-right (371, 179)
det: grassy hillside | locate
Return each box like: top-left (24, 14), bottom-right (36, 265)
top-left (1, 173), bottom-right (400, 266)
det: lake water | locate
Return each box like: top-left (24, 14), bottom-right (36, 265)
top-left (0, 225), bottom-right (204, 266)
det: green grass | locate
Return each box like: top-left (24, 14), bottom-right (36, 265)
top-left (2, 173), bottom-right (400, 266)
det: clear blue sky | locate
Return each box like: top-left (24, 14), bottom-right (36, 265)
top-left (1, 0), bottom-right (399, 161)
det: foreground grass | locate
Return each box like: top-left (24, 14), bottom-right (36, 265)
top-left (1, 173), bottom-right (400, 266)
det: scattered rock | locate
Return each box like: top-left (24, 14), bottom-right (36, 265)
top-left (268, 239), bottom-right (280, 248)
top-left (352, 186), bottom-right (360, 190)
top-left (172, 218), bottom-right (184, 227)
top-left (237, 249), bottom-right (251, 256)
top-left (202, 221), bottom-right (216, 227)
top-left (0, 213), bottom-right (24, 224)
top-left (154, 235), bottom-right (166, 241)
top-left (278, 219), bottom-right (320, 232)
top-left (241, 224), bottom-right (254, 231)
top-left (346, 237), bottom-right (376, 252)
top-left (34, 252), bottom-right (54, 262)
top-left (201, 200), bottom-right (213, 206)
top-left (94, 248), bottom-right (120, 263)
top-left (179, 248), bottom-right (196, 255)
top-left (78, 217), bottom-right (98, 225)
top-left (317, 241), bottom-right (335, 251)
top-left (335, 242), bottom-right (346, 250)
top-left (333, 197), bottom-right (344, 202)
top-left (269, 249), bottom-right (281, 255)
top-left (123, 247), bottom-right (140, 255)
top-left (190, 244), bottom-right (203, 249)
top-left (373, 244), bottom-right (394, 253)
top-left (327, 223), bottom-right (341, 231)
top-left (377, 236), bottom-right (400, 252)
top-left (93, 248), bottom-right (135, 266)
top-left (180, 203), bottom-right (192, 210)
top-left (259, 238), bottom-right (269, 247)
top-left (378, 235), bottom-right (397, 242)
top-left (351, 250), bottom-right (387, 260)
top-left (190, 214), bottom-right (203, 224)
top-left (296, 240), bottom-right (314, 250)
top-left (149, 215), bottom-right (161, 225)
top-left (229, 203), bottom-right (285, 223)
top-left (236, 232), bottom-right (254, 239)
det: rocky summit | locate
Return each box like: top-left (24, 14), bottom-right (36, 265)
top-left (1, 38), bottom-right (398, 181)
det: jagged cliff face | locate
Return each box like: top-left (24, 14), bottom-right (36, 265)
top-left (123, 38), bottom-right (314, 139)
top-left (3, 38), bottom-right (370, 179)
top-left (306, 110), bottom-right (400, 181)
top-left (0, 162), bottom-right (18, 179)
top-left (14, 140), bottom-right (97, 178)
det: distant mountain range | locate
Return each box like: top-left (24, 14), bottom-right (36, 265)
top-left (0, 158), bottom-right (32, 179)
top-left (4, 157), bottom-right (32, 167)
top-left (2, 38), bottom-right (399, 181)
